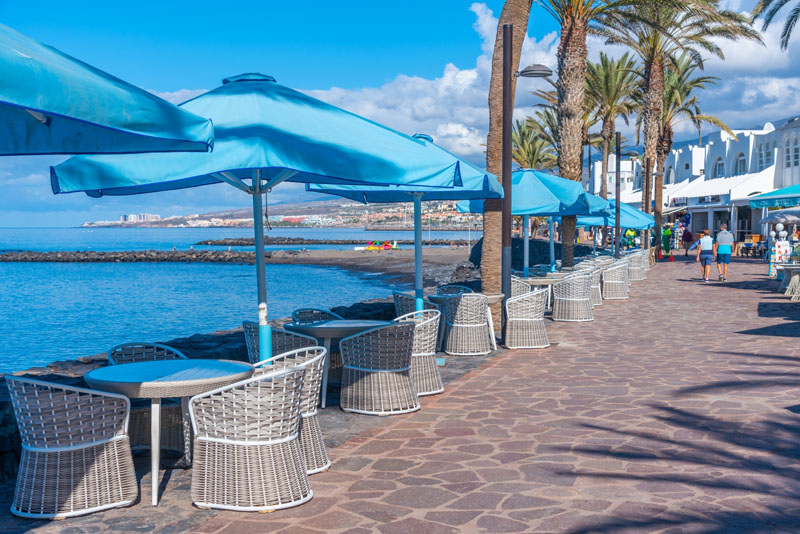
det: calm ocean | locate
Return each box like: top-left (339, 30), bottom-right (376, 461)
top-left (0, 227), bottom-right (479, 374)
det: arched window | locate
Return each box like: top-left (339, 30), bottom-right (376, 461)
top-left (793, 137), bottom-right (799, 166)
top-left (758, 144), bottom-right (764, 170)
top-left (666, 167), bottom-right (675, 184)
top-left (713, 157), bottom-right (725, 178)
top-left (735, 153), bottom-right (747, 175)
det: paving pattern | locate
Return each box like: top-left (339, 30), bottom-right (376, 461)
top-left (4, 256), bottom-right (800, 533)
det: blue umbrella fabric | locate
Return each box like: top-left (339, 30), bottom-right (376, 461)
top-left (456, 169), bottom-right (608, 216)
top-left (52, 74), bottom-right (471, 363)
top-left (51, 73), bottom-right (464, 196)
top-left (568, 199), bottom-right (654, 230)
top-left (308, 135), bottom-right (501, 311)
top-left (749, 183), bottom-right (800, 209)
top-left (0, 22), bottom-right (213, 155)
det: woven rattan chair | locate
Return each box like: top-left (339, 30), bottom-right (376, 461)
top-left (443, 293), bottom-right (492, 356)
top-left (255, 347), bottom-right (329, 474)
top-left (292, 308), bottom-right (343, 323)
top-left (190, 367), bottom-right (310, 512)
top-left (436, 284), bottom-right (473, 295)
top-left (242, 321), bottom-right (318, 364)
top-left (392, 292), bottom-right (438, 317)
top-left (394, 310), bottom-right (443, 396)
top-left (602, 262), bottom-right (629, 300)
top-left (510, 277), bottom-right (531, 298)
top-left (107, 342), bottom-right (186, 453)
top-left (504, 287), bottom-right (549, 349)
top-left (339, 322), bottom-right (419, 415)
top-left (6, 376), bottom-right (137, 518)
top-left (552, 273), bottom-right (594, 322)
top-left (628, 252), bottom-right (646, 281)
top-left (590, 267), bottom-right (603, 306)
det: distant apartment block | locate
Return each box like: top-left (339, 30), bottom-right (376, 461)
top-left (120, 213), bottom-right (161, 222)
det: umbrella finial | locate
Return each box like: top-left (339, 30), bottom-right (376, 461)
top-left (223, 73), bottom-right (276, 84)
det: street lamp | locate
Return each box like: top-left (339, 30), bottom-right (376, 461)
top-left (501, 23), bottom-right (552, 329)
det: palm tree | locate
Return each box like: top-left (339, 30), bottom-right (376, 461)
top-left (752, 0), bottom-right (800, 49)
top-left (483, 0), bottom-right (532, 315)
top-left (597, 2), bottom-right (761, 248)
top-left (586, 52), bottom-right (638, 199)
top-left (532, 0), bottom-right (639, 267)
top-left (513, 119), bottom-right (557, 170)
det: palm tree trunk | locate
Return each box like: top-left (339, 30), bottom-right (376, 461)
top-left (483, 0), bottom-right (530, 315)
top-left (641, 55), bottom-right (664, 216)
top-left (600, 117), bottom-right (612, 199)
top-left (556, 17), bottom-right (588, 268)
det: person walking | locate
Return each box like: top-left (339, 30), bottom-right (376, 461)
top-left (682, 227), bottom-right (694, 256)
top-left (696, 229), bottom-right (715, 282)
top-left (715, 223), bottom-right (734, 282)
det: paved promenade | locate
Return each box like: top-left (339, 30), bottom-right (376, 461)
top-left (189, 257), bottom-right (800, 534)
top-left (4, 256), bottom-right (800, 533)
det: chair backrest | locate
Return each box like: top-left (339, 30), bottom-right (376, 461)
top-left (511, 278), bottom-right (531, 298)
top-left (242, 322), bottom-right (318, 364)
top-left (392, 292), bottom-right (416, 317)
top-left (436, 284), bottom-right (473, 296)
top-left (444, 293), bottom-right (489, 326)
top-left (505, 287), bottom-right (548, 320)
top-left (394, 310), bottom-right (440, 357)
top-left (553, 273), bottom-right (592, 299)
top-left (603, 263), bottom-right (627, 283)
top-left (291, 308), bottom-right (343, 324)
top-left (340, 322), bottom-right (415, 372)
top-left (6, 376), bottom-right (129, 450)
top-left (107, 342), bottom-right (187, 365)
top-left (254, 347), bottom-right (326, 416)
top-left (190, 367), bottom-right (305, 444)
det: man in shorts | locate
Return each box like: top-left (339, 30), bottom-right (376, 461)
top-left (715, 224), bottom-right (734, 281)
top-left (696, 229), bottom-right (715, 282)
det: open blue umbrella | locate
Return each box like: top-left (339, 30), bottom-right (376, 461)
top-left (0, 22), bottom-right (213, 155)
top-left (308, 134), bottom-right (501, 311)
top-left (557, 199), bottom-right (654, 255)
top-left (457, 169), bottom-right (610, 273)
top-left (52, 73), bottom-right (469, 362)
top-left (750, 183), bottom-right (800, 209)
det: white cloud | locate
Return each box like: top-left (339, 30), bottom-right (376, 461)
top-left (151, 88), bottom-right (207, 105)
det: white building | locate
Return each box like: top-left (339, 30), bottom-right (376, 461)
top-left (588, 116), bottom-right (800, 239)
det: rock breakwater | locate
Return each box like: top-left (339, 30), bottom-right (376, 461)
top-left (195, 237), bottom-right (468, 246)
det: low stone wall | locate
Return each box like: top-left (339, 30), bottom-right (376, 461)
top-left (0, 297), bottom-right (399, 484)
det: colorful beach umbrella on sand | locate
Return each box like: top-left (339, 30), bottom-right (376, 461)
top-left (308, 134), bottom-right (502, 312)
top-left (0, 22), bottom-right (213, 155)
top-left (52, 73), bottom-right (470, 362)
top-left (456, 169), bottom-right (610, 273)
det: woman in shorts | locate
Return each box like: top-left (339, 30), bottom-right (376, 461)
top-left (696, 229), bottom-right (715, 282)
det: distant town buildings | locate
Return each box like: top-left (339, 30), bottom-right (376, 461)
top-left (120, 213), bottom-right (160, 222)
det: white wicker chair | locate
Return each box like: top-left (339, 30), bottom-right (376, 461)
top-left (340, 322), bottom-right (419, 415)
top-left (242, 321), bottom-right (318, 364)
top-left (255, 347), bottom-right (329, 474)
top-left (552, 273), bottom-right (594, 322)
top-left (437, 284), bottom-right (473, 295)
top-left (602, 262), bottom-right (629, 300)
top-left (394, 310), bottom-right (443, 396)
top-left (107, 342), bottom-right (186, 453)
top-left (392, 292), bottom-right (438, 317)
top-left (590, 267), bottom-right (603, 306)
top-left (443, 293), bottom-right (493, 356)
top-left (504, 287), bottom-right (549, 349)
top-left (189, 367), bottom-right (310, 512)
top-left (628, 252), bottom-right (646, 281)
top-left (510, 277), bottom-right (531, 297)
top-left (6, 376), bottom-right (137, 519)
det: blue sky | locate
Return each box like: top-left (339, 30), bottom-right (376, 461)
top-left (1, 0), bottom-right (797, 226)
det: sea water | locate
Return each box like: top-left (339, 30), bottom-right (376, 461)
top-left (0, 227), bottom-right (483, 374)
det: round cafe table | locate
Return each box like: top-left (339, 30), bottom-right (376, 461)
top-left (284, 319), bottom-right (391, 408)
top-left (85, 359), bottom-right (253, 506)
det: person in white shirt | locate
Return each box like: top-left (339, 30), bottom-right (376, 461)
top-left (696, 229), bottom-right (715, 282)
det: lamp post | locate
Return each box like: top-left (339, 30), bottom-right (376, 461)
top-left (501, 23), bottom-right (551, 321)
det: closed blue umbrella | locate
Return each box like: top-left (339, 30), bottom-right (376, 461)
top-left (308, 134), bottom-right (501, 311)
top-left (52, 74), bottom-right (468, 361)
top-left (0, 22), bottom-right (213, 154)
top-left (457, 169), bottom-right (610, 273)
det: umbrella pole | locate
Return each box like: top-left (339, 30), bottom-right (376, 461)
top-left (548, 217), bottom-right (556, 272)
top-left (523, 215), bottom-right (530, 277)
top-left (593, 227), bottom-right (597, 256)
top-left (253, 171), bottom-right (272, 361)
top-left (413, 194), bottom-right (424, 312)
